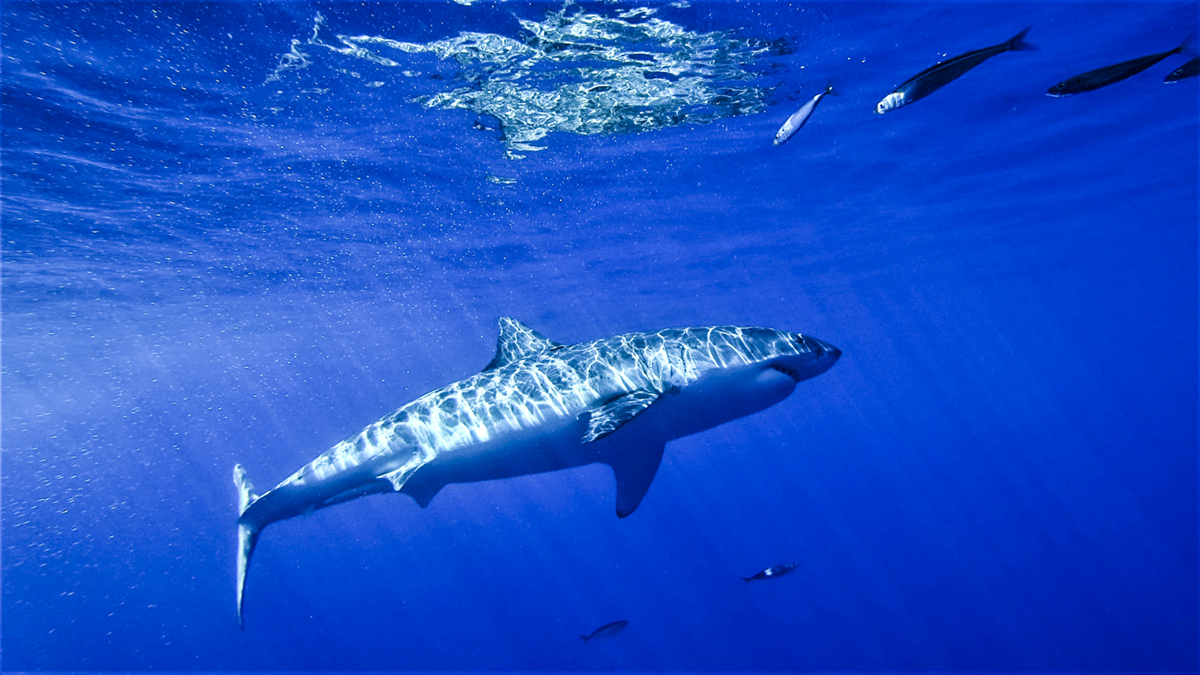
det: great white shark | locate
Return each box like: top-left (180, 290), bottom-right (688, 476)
top-left (234, 318), bottom-right (840, 625)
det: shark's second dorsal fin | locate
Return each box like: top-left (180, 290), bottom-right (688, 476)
top-left (483, 317), bottom-right (563, 371)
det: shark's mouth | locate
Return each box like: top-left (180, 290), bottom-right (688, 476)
top-left (771, 364), bottom-right (802, 382)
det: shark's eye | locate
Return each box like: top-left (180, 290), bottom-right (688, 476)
top-left (792, 333), bottom-right (813, 351)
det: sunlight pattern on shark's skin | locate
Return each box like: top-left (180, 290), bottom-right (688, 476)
top-left (234, 318), bottom-right (839, 625)
top-left (287, 325), bottom-right (813, 492)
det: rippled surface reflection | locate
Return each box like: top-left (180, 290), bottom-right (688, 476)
top-left (269, 3), bottom-right (786, 157)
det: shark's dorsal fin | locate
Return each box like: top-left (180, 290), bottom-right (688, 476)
top-left (607, 440), bottom-right (666, 518)
top-left (582, 390), bottom-right (661, 444)
top-left (483, 317), bottom-right (563, 371)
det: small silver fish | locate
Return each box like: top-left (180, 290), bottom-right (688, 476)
top-left (742, 562), bottom-right (798, 582)
top-left (876, 26), bottom-right (1035, 114)
top-left (1165, 56), bottom-right (1199, 83)
top-left (1048, 36), bottom-right (1191, 96)
top-left (581, 620), bottom-right (628, 643)
top-left (773, 83), bottom-right (837, 146)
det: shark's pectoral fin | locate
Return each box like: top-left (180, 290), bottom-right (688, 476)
top-left (582, 389), bottom-right (661, 444)
top-left (608, 441), bottom-right (666, 518)
top-left (582, 390), bottom-right (668, 516)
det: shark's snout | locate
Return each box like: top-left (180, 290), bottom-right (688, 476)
top-left (797, 334), bottom-right (841, 361)
top-left (769, 333), bottom-right (841, 383)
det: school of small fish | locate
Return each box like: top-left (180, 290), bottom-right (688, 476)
top-left (773, 26), bottom-right (1194, 145)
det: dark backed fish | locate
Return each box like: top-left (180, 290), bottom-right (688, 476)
top-left (773, 83), bottom-right (838, 146)
top-left (1048, 36), bottom-right (1191, 95)
top-left (742, 562), bottom-right (798, 582)
top-left (876, 27), bottom-right (1034, 114)
top-left (1165, 56), bottom-right (1199, 83)
top-left (581, 620), bottom-right (628, 643)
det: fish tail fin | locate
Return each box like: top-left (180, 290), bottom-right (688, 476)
top-left (234, 463), bottom-right (263, 629)
top-left (742, 577), bottom-right (752, 583)
top-left (825, 81), bottom-right (840, 96)
top-left (580, 635), bottom-right (590, 643)
top-left (1176, 33), bottom-right (1195, 56)
top-left (1007, 26), bottom-right (1036, 51)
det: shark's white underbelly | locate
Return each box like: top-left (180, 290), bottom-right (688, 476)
top-left (402, 364), bottom-right (798, 499)
top-left (409, 409), bottom-right (591, 483)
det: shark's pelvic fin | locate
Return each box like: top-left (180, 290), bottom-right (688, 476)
top-left (381, 462), bottom-right (422, 492)
top-left (582, 390), bottom-right (661, 444)
top-left (482, 317), bottom-right (563, 371)
top-left (233, 463), bottom-right (261, 629)
top-left (609, 441), bottom-right (666, 518)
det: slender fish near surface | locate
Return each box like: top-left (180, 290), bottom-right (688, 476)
top-left (876, 26), bottom-right (1035, 114)
top-left (1164, 56), bottom-right (1199, 82)
top-left (1048, 36), bottom-right (1192, 95)
top-left (742, 563), bottom-right (798, 582)
top-left (773, 83), bottom-right (838, 145)
top-left (581, 620), bottom-right (629, 643)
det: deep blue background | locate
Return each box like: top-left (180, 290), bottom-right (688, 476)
top-left (3, 1), bottom-right (1197, 671)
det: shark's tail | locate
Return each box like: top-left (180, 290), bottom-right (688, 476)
top-left (234, 463), bottom-right (262, 629)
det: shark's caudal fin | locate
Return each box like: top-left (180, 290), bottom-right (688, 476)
top-left (234, 463), bottom-right (261, 629)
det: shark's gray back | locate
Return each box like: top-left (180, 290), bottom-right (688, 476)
top-left (384, 325), bottom-right (802, 453)
top-left (274, 325), bottom-right (807, 508)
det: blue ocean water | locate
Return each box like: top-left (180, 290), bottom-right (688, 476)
top-left (2, 0), bottom-right (1197, 671)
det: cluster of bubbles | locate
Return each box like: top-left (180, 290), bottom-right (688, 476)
top-left (268, 2), bottom-right (785, 157)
